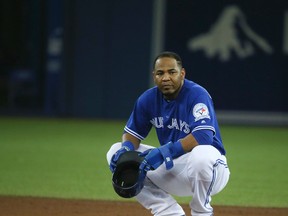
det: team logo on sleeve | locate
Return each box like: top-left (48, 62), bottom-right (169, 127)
top-left (193, 103), bottom-right (211, 122)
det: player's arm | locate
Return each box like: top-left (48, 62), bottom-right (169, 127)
top-left (178, 133), bottom-right (198, 152)
top-left (179, 129), bottom-right (214, 152)
top-left (122, 132), bottom-right (141, 150)
top-left (139, 129), bottom-right (213, 171)
top-left (109, 133), bottom-right (141, 173)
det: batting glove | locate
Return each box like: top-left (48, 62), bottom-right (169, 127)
top-left (139, 148), bottom-right (163, 171)
top-left (110, 141), bottom-right (135, 173)
top-left (139, 141), bottom-right (185, 171)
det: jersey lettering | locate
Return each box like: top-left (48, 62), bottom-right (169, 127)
top-left (167, 118), bottom-right (179, 130)
top-left (152, 117), bottom-right (191, 134)
top-left (150, 117), bottom-right (164, 128)
top-left (181, 120), bottom-right (191, 134)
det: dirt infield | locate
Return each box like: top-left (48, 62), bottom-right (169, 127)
top-left (0, 196), bottom-right (287, 216)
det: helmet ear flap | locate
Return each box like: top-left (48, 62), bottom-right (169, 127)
top-left (112, 151), bottom-right (144, 198)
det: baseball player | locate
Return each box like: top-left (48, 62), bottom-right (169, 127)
top-left (107, 51), bottom-right (230, 216)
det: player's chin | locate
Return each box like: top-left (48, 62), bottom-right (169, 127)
top-left (161, 90), bottom-right (175, 99)
top-left (161, 86), bottom-right (173, 92)
top-left (161, 88), bottom-right (173, 95)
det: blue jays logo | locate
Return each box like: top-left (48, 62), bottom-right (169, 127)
top-left (193, 103), bottom-right (211, 122)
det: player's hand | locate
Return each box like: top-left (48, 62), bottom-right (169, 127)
top-left (110, 141), bottom-right (134, 173)
top-left (139, 148), bottom-right (164, 171)
top-left (139, 141), bottom-right (185, 172)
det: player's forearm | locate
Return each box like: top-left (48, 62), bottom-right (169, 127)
top-left (179, 133), bottom-right (199, 152)
top-left (122, 132), bottom-right (141, 150)
top-left (180, 129), bottom-right (214, 152)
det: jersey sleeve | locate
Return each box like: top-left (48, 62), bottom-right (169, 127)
top-left (190, 93), bottom-right (217, 135)
top-left (124, 96), bottom-right (152, 141)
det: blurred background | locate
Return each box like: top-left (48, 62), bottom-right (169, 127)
top-left (0, 0), bottom-right (287, 125)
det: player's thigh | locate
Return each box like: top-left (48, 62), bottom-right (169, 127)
top-left (147, 154), bottom-right (193, 196)
top-left (186, 145), bottom-right (223, 179)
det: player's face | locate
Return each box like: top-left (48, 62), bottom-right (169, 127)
top-left (153, 57), bottom-right (185, 100)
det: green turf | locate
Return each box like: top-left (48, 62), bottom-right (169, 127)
top-left (0, 117), bottom-right (287, 207)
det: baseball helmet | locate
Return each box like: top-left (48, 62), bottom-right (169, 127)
top-left (112, 151), bottom-right (145, 198)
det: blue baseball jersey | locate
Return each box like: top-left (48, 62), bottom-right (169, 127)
top-left (124, 79), bottom-right (226, 155)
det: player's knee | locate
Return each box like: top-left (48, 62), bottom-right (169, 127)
top-left (187, 154), bottom-right (213, 181)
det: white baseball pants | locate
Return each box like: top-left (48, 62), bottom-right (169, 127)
top-left (107, 143), bottom-right (230, 216)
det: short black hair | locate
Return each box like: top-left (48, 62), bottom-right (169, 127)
top-left (153, 51), bottom-right (183, 69)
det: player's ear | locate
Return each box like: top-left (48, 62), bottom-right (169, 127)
top-left (181, 68), bottom-right (186, 78)
top-left (152, 71), bottom-right (156, 82)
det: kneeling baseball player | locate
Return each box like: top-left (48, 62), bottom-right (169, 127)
top-left (107, 51), bottom-right (230, 216)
